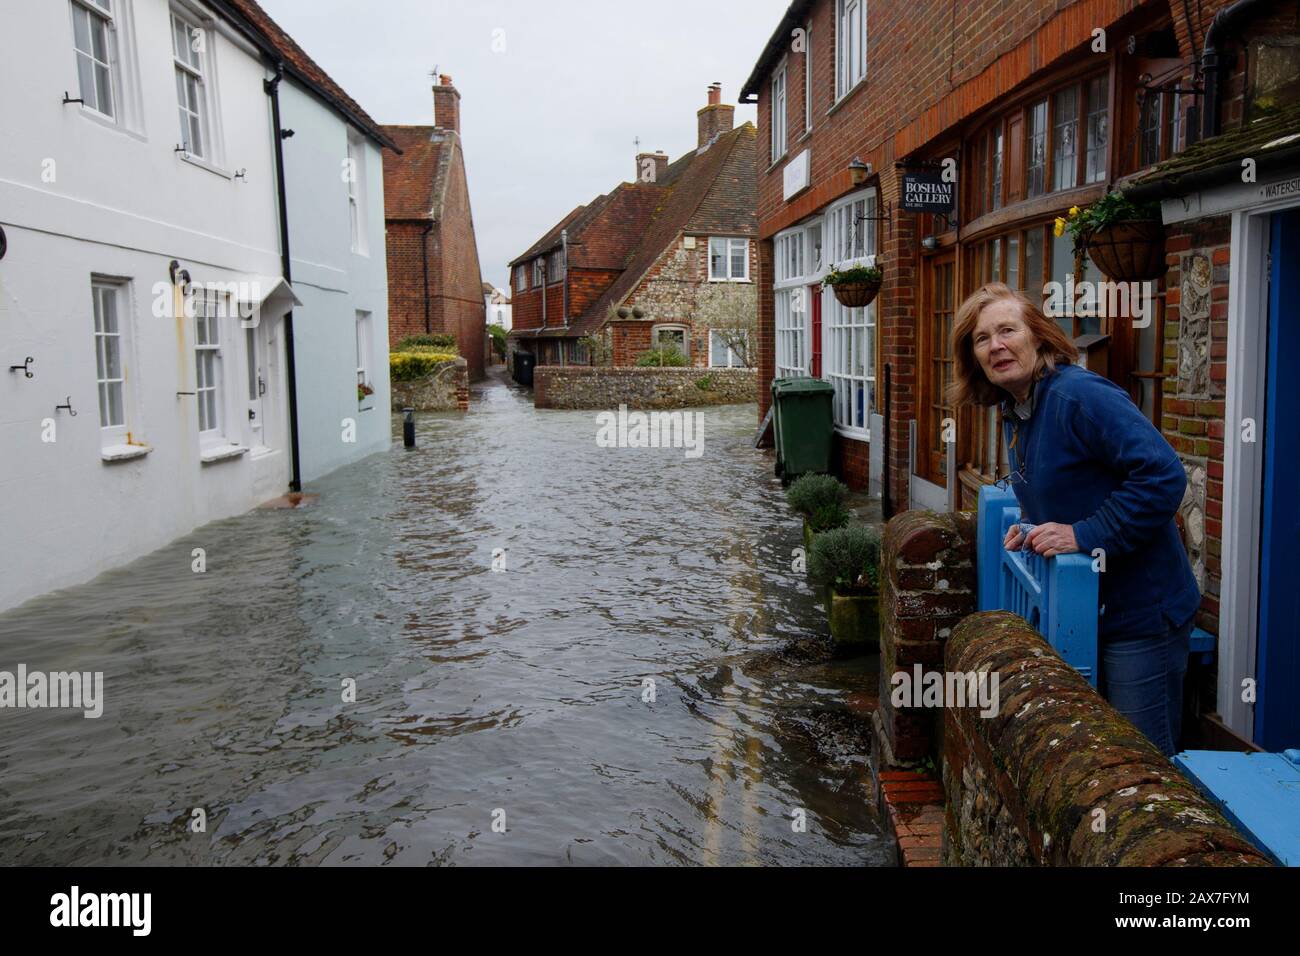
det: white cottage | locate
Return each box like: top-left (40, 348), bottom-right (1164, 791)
top-left (0, 0), bottom-right (394, 612)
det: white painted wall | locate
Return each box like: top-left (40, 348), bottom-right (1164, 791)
top-left (487, 290), bottom-right (512, 331)
top-left (277, 81), bottom-right (391, 482)
top-left (0, 0), bottom-right (291, 612)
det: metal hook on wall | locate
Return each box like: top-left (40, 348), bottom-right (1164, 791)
top-left (8, 357), bottom-right (34, 378)
top-left (55, 396), bottom-right (76, 416)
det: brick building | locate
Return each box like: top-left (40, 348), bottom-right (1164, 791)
top-left (508, 86), bottom-right (758, 369)
top-left (742, 0), bottom-right (1300, 750)
top-left (382, 75), bottom-right (486, 379)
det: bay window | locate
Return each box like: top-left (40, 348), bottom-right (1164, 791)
top-left (773, 227), bottom-right (812, 378)
top-left (824, 189), bottom-right (877, 435)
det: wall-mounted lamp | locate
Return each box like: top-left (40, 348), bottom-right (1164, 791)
top-left (848, 157), bottom-right (872, 186)
top-left (921, 236), bottom-right (938, 251)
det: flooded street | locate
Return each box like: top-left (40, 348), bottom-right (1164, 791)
top-left (0, 375), bottom-right (886, 866)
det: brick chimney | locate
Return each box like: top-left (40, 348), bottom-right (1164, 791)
top-left (635, 151), bottom-right (669, 184)
top-left (432, 74), bottom-right (460, 134)
top-left (697, 82), bottom-right (734, 148)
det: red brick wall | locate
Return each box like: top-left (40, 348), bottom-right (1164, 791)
top-left (385, 138), bottom-right (486, 380)
top-left (611, 321), bottom-right (653, 366)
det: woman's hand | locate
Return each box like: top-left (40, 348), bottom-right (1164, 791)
top-left (1003, 524), bottom-right (1026, 551)
top-left (1024, 522), bottom-right (1079, 558)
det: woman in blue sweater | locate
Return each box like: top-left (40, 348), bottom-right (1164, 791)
top-left (950, 283), bottom-right (1201, 756)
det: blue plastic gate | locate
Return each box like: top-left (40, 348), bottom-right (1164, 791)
top-left (977, 484), bottom-right (1100, 686)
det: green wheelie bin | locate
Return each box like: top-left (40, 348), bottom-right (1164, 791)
top-left (771, 377), bottom-right (834, 481)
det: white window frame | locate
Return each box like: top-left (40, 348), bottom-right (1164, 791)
top-left (355, 310), bottom-right (374, 410)
top-left (835, 0), bottom-right (868, 101)
top-left (346, 132), bottom-right (369, 255)
top-left (824, 188), bottom-right (877, 438)
top-left (91, 278), bottom-right (132, 447)
top-left (708, 329), bottom-right (749, 368)
top-left (70, 0), bottom-right (118, 120)
top-left (708, 237), bottom-right (750, 282)
top-left (194, 289), bottom-right (228, 445)
top-left (771, 59), bottom-right (788, 162)
top-left (804, 25), bottom-right (813, 133)
top-left (651, 324), bottom-right (688, 358)
top-left (170, 8), bottom-right (210, 159)
top-left (773, 222), bottom-right (822, 379)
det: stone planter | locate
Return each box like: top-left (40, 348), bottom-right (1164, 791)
top-left (1085, 219), bottom-right (1167, 282)
top-left (826, 586), bottom-right (880, 652)
top-left (830, 278), bottom-right (882, 308)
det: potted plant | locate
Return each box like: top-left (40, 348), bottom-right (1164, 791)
top-left (808, 523), bottom-right (882, 652)
top-left (823, 263), bottom-right (883, 308)
top-left (785, 473), bottom-right (850, 551)
top-left (1056, 191), bottom-right (1166, 282)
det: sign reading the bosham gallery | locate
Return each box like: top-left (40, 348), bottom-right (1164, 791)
top-left (899, 172), bottom-right (955, 213)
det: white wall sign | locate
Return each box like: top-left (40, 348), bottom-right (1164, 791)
top-left (783, 149), bottom-right (810, 201)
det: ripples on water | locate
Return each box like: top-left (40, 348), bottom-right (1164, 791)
top-left (0, 376), bottom-right (887, 866)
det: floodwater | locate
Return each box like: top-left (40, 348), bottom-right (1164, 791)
top-left (0, 374), bottom-right (887, 866)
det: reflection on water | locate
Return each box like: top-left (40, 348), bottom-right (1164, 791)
top-left (0, 375), bottom-right (887, 866)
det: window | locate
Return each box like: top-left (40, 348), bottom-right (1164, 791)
top-left (1051, 86), bottom-right (1079, 191)
top-left (991, 126), bottom-right (1004, 211)
top-left (652, 326), bottom-right (687, 357)
top-left (532, 258), bottom-right (545, 287)
top-left (171, 10), bottom-right (208, 157)
top-left (1026, 98), bottom-right (1048, 198)
top-left (194, 290), bottom-right (225, 439)
top-left (71, 0), bottom-right (116, 119)
top-left (1084, 74), bottom-right (1109, 183)
top-left (825, 189), bottom-right (876, 434)
top-left (513, 265), bottom-right (526, 293)
top-left (771, 63), bottom-right (787, 162)
top-left (548, 249), bottom-right (565, 284)
top-left (92, 280), bottom-right (129, 444)
top-left (804, 27), bottom-right (813, 132)
top-left (774, 226), bottom-right (812, 378)
top-left (355, 311), bottom-right (373, 389)
top-left (346, 132), bottom-right (368, 254)
top-left (708, 237), bottom-right (749, 281)
top-left (709, 330), bottom-right (749, 368)
top-left (836, 0), bottom-right (867, 99)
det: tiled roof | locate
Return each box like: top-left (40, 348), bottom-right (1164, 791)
top-left (223, 0), bottom-right (398, 151)
top-left (509, 122), bottom-right (757, 336)
top-left (381, 125), bottom-right (450, 220)
top-left (570, 123), bottom-right (757, 336)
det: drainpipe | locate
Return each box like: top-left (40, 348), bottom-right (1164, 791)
top-left (265, 63), bottom-right (303, 493)
top-left (421, 220), bottom-right (433, 334)
top-left (1199, 0), bottom-right (1263, 143)
top-left (561, 229), bottom-right (569, 328)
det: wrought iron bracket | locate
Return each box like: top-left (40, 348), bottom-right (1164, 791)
top-left (9, 357), bottom-right (34, 378)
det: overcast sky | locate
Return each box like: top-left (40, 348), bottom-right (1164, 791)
top-left (256, 0), bottom-right (788, 292)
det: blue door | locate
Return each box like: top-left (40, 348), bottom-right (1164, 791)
top-left (1256, 208), bottom-right (1300, 750)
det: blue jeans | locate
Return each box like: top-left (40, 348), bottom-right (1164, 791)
top-left (1099, 614), bottom-right (1194, 756)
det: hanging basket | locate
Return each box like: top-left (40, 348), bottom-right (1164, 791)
top-left (831, 278), bottom-right (882, 308)
top-left (1085, 219), bottom-right (1167, 282)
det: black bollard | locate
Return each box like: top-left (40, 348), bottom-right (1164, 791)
top-left (403, 407), bottom-right (415, 448)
